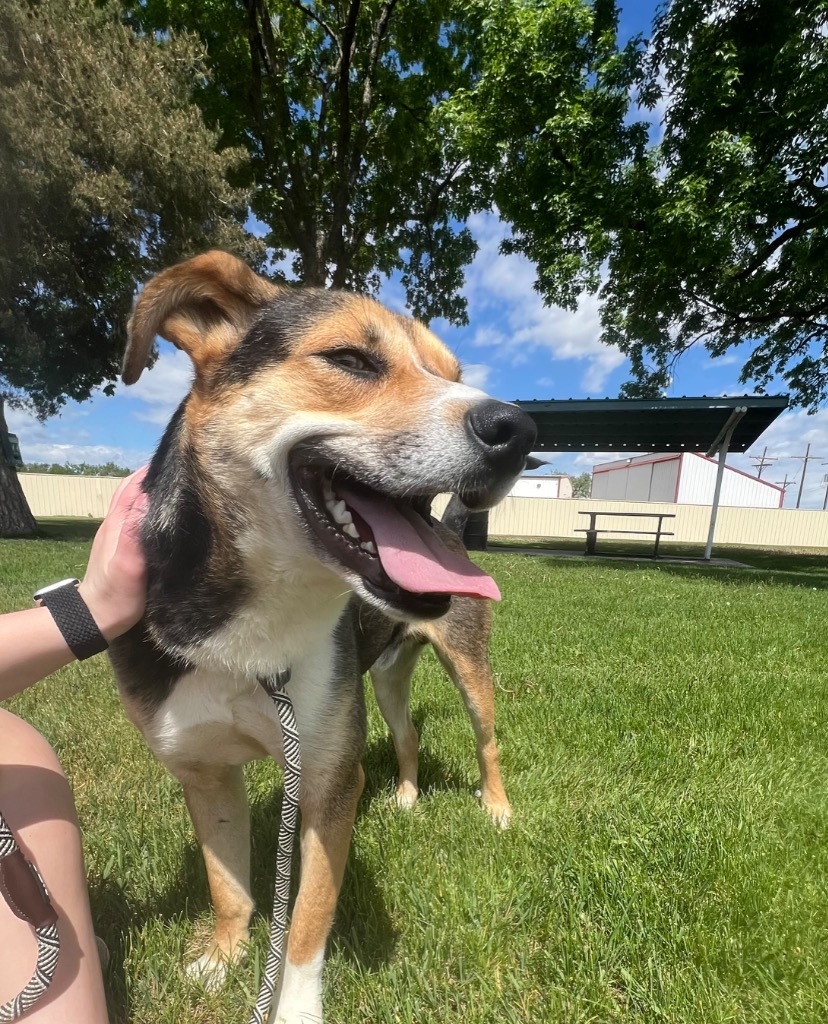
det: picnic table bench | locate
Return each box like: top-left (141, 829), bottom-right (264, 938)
top-left (575, 510), bottom-right (676, 558)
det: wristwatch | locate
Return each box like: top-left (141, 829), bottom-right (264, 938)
top-left (33, 579), bottom-right (109, 661)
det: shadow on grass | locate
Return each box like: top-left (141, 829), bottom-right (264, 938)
top-left (361, 707), bottom-right (476, 814)
top-left (37, 518), bottom-right (101, 542)
top-left (512, 551), bottom-right (828, 591)
top-left (88, 780), bottom-right (397, 1023)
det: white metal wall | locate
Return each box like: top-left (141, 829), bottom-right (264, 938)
top-left (676, 453), bottom-right (781, 508)
top-left (592, 455), bottom-right (679, 503)
top-left (510, 476), bottom-right (563, 498)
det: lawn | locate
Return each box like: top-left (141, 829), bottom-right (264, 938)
top-left (2, 524), bottom-right (828, 1023)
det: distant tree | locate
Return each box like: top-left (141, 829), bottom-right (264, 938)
top-left (19, 462), bottom-right (132, 477)
top-left (0, 0), bottom-right (259, 535)
top-left (570, 472), bottom-right (591, 498)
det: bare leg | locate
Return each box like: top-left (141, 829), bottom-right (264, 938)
top-left (272, 764), bottom-right (364, 1024)
top-left (369, 642), bottom-right (423, 807)
top-left (179, 763), bottom-right (253, 988)
top-left (0, 708), bottom-right (109, 1023)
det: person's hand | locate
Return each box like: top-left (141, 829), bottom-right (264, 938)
top-left (77, 468), bottom-right (149, 641)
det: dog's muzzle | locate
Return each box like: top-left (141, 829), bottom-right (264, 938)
top-left (465, 401), bottom-right (537, 480)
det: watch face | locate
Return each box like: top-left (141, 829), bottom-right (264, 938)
top-left (33, 578), bottom-right (81, 601)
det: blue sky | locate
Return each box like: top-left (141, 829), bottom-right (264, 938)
top-left (8, 0), bottom-right (828, 509)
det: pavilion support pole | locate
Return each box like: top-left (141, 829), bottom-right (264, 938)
top-left (703, 407), bottom-right (747, 561)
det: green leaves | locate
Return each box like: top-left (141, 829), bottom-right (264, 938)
top-left (0, 0), bottom-right (259, 417)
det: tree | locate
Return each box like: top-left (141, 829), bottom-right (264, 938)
top-left (123, 0), bottom-right (481, 323)
top-left (0, 0), bottom-right (259, 534)
top-left (460, 0), bottom-right (828, 410)
top-left (610, 0), bottom-right (828, 410)
top-left (569, 472), bottom-right (591, 498)
top-left (19, 462), bottom-right (133, 477)
top-left (123, 0), bottom-right (641, 325)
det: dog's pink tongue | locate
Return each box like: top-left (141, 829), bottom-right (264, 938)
top-left (338, 487), bottom-right (501, 601)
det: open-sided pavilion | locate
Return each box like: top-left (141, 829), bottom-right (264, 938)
top-left (512, 395), bottom-right (789, 559)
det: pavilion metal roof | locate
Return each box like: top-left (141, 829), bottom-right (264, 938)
top-left (515, 395), bottom-right (789, 455)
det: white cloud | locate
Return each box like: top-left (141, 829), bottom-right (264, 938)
top-left (118, 344), bottom-right (193, 426)
top-left (461, 363), bottom-right (492, 390)
top-left (6, 404), bottom-right (150, 469)
top-left (461, 213), bottom-right (625, 394)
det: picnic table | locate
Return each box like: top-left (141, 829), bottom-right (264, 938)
top-left (576, 510), bottom-right (676, 558)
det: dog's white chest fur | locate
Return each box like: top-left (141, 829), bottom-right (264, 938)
top-left (143, 590), bottom-right (351, 774)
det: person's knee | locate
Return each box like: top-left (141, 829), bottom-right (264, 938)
top-left (0, 709), bottom-right (64, 774)
top-left (0, 709), bottom-right (77, 833)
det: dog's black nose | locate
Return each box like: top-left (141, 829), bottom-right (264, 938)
top-left (466, 400), bottom-right (537, 474)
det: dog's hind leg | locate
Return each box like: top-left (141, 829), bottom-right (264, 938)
top-left (369, 639), bottom-right (425, 808)
top-left (179, 763), bottom-right (253, 989)
top-left (273, 763), bottom-right (364, 1024)
top-left (425, 604), bottom-right (512, 828)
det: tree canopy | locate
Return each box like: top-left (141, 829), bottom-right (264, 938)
top-left (0, 0), bottom-right (260, 419)
top-left (123, 0), bottom-right (642, 326)
top-left (462, 0), bottom-right (828, 409)
top-left (612, 0), bottom-right (828, 410)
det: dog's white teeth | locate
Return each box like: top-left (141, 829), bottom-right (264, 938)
top-left (343, 522), bottom-right (360, 539)
top-left (322, 478), bottom-right (335, 501)
top-left (361, 540), bottom-right (377, 555)
top-left (331, 500), bottom-right (353, 525)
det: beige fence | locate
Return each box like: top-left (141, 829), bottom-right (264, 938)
top-left (19, 473), bottom-right (123, 519)
top-left (19, 475), bottom-right (828, 549)
top-left (482, 496), bottom-right (828, 550)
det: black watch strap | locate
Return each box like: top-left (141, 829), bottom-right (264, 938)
top-left (36, 582), bottom-right (109, 661)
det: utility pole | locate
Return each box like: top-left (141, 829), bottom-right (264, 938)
top-left (789, 444), bottom-right (822, 508)
top-left (822, 462), bottom-right (828, 511)
top-left (749, 446), bottom-right (777, 478)
top-left (776, 474), bottom-right (796, 504)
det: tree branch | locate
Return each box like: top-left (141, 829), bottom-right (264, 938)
top-left (287, 0), bottom-right (341, 57)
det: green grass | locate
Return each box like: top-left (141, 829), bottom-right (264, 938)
top-left (3, 524), bottom-right (828, 1022)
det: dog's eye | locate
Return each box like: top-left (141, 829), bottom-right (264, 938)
top-left (320, 349), bottom-right (381, 378)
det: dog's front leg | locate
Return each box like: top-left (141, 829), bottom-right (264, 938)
top-left (179, 764), bottom-right (254, 988)
top-left (272, 763), bottom-right (364, 1024)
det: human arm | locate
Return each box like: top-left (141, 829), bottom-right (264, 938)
top-left (0, 469), bottom-right (148, 701)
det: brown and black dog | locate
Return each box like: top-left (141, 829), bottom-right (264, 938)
top-left (109, 251), bottom-right (534, 1022)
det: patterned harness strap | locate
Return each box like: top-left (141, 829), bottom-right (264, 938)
top-left (0, 813), bottom-right (60, 1022)
top-left (249, 668), bottom-right (301, 1024)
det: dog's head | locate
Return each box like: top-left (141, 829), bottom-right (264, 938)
top-left (125, 252), bottom-right (536, 621)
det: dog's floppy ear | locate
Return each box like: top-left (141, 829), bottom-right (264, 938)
top-left (122, 251), bottom-right (281, 385)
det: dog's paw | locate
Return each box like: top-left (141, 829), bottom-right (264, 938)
top-left (476, 789), bottom-right (512, 829)
top-left (269, 1014), bottom-right (323, 1024)
top-left (394, 781), bottom-right (418, 809)
top-left (185, 948), bottom-right (235, 991)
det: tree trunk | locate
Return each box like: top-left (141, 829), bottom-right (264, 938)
top-left (0, 398), bottom-right (37, 538)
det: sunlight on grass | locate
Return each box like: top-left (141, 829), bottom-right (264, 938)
top-left (2, 528), bottom-right (828, 1022)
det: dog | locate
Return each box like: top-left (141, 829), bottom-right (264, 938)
top-left (109, 251), bottom-right (536, 1023)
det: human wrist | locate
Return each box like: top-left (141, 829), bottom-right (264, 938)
top-left (76, 583), bottom-right (133, 643)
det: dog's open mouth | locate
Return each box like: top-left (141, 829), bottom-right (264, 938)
top-left (290, 458), bottom-right (501, 617)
